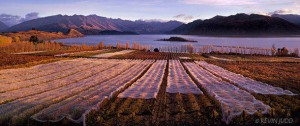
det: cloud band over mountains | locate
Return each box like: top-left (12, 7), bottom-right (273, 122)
top-left (174, 14), bottom-right (194, 21)
top-left (0, 12), bottom-right (39, 27)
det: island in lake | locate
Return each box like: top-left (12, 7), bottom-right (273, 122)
top-left (157, 37), bottom-right (197, 42)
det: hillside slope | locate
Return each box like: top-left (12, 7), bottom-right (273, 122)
top-left (6, 15), bottom-right (183, 35)
top-left (0, 21), bottom-right (8, 32)
top-left (171, 13), bottom-right (300, 36)
top-left (272, 14), bottom-right (300, 26)
top-left (3, 29), bottom-right (83, 41)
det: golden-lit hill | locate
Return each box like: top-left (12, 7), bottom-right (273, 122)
top-left (2, 29), bottom-right (83, 41)
top-left (66, 29), bottom-right (84, 38)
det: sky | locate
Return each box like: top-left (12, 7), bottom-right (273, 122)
top-left (0, 0), bottom-right (300, 24)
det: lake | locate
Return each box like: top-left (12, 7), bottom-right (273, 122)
top-left (54, 35), bottom-right (300, 50)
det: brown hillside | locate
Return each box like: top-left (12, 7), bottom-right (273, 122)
top-left (3, 29), bottom-right (83, 41)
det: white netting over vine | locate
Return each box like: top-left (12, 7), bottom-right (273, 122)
top-left (118, 60), bottom-right (167, 99)
top-left (196, 61), bottom-right (296, 95)
top-left (167, 60), bottom-right (202, 94)
top-left (184, 62), bottom-right (270, 124)
top-left (30, 60), bottom-right (153, 124)
top-left (92, 50), bottom-right (135, 58)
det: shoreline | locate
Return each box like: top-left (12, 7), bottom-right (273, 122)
top-left (71, 34), bottom-right (300, 38)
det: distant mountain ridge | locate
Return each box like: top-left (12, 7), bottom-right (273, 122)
top-left (272, 14), bottom-right (300, 26)
top-left (0, 21), bottom-right (8, 32)
top-left (5, 13), bottom-right (300, 36)
top-left (171, 13), bottom-right (300, 36)
top-left (6, 15), bottom-right (183, 35)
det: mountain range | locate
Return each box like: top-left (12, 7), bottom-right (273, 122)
top-left (5, 15), bottom-right (183, 35)
top-left (171, 13), bottom-right (300, 36)
top-left (0, 21), bottom-right (8, 32)
top-left (2, 13), bottom-right (300, 36)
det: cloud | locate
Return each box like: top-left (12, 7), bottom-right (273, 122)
top-left (181, 0), bottom-right (300, 7)
top-left (23, 12), bottom-right (39, 21)
top-left (174, 14), bottom-right (194, 21)
top-left (137, 19), bottom-right (169, 22)
top-left (268, 9), bottom-right (299, 15)
top-left (0, 12), bottom-right (39, 27)
top-left (184, 16), bottom-right (194, 20)
top-left (174, 14), bottom-right (185, 18)
top-left (181, 0), bottom-right (256, 6)
top-left (0, 14), bottom-right (22, 27)
top-left (251, 9), bottom-right (299, 16)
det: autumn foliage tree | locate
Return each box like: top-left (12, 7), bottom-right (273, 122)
top-left (12, 36), bottom-right (20, 42)
top-left (187, 44), bottom-right (194, 53)
top-left (0, 35), bottom-right (12, 47)
top-left (116, 42), bottom-right (121, 49)
top-left (125, 42), bottom-right (130, 49)
top-left (29, 35), bottom-right (40, 44)
top-left (271, 44), bottom-right (276, 56)
top-left (97, 42), bottom-right (104, 49)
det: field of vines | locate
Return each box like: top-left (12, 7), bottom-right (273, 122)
top-left (0, 54), bottom-right (298, 126)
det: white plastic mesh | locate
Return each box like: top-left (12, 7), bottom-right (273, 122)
top-left (184, 62), bottom-right (270, 124)
top-left (118, 60), bottom-right (167, 99)
top-left (0, 59), bottom-right (121, 104)
top-left (196, 61), bottom-right (296, 95)
top-left (0, 59), bottom-right (140, 124)
top-left (92, 50), bottom-right (135, 58)
top-left (31, 60), bottom-right (153, 122)
top-left (54, 49), bottom-right (107, 57)
top-left (0, 59), bottom-right (86, 79)
top-left (167, 60), bottom-right (202, 94)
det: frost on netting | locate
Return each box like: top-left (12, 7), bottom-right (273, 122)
top-left (196, 61), bottom-right (296, 95)
top-left (167, 60), bottom-right (202, 94)
top-left (184, 62), bottom-right (270, 124)
top-left (92, 50), bottom-right (135, 58)
top-left (31, 60), bottom-right (153, 124)
top-left (118, 60), bottom-right (167, 99)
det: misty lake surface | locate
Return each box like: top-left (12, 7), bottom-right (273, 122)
top-left (54, 35), bottom-right (300, 49)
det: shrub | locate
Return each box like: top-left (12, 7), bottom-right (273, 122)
top-left (277, 47), bottom-right (289, 56)
top-left (29, 35), bottom-right (40, 44)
